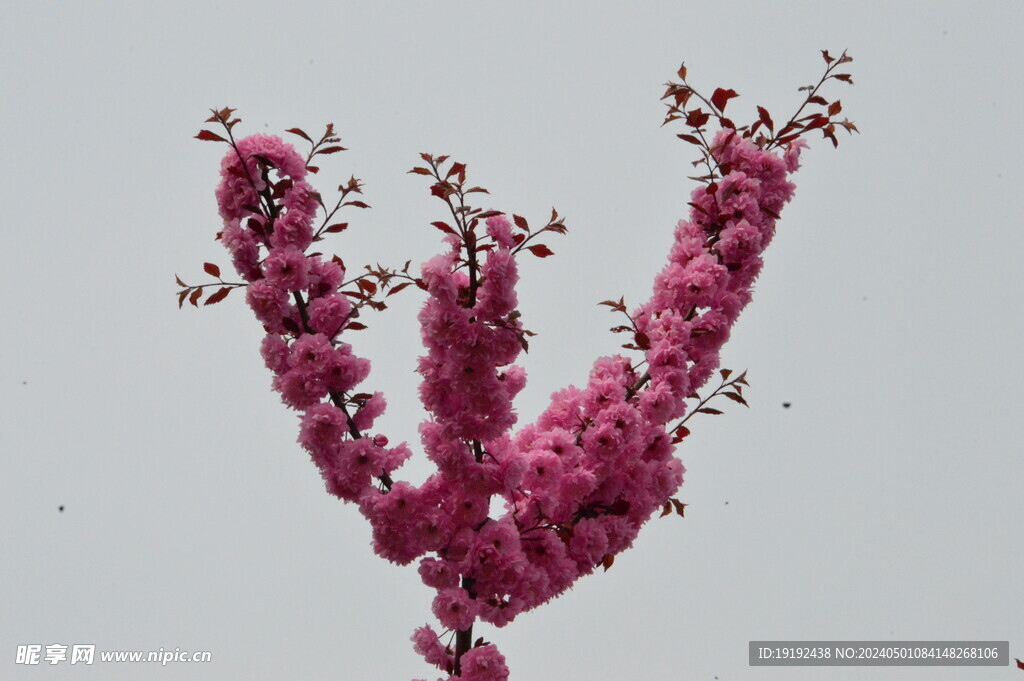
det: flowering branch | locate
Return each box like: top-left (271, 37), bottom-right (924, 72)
top-left (181, 51), bottom-right (856, 681)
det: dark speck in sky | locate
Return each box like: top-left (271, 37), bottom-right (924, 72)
top-left (58, 506), bottom-right (64, 512)
top-left (782, 402), bottom-right (791, 409)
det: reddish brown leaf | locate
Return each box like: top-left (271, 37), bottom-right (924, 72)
top-left (513, 214), bottom-right (529, 232)
top-left (175, 275), bottom-right (186, 287)
top-left (677, 133), bottom-right (702, 145)
top-left (203, 262), bottom-right (221, 278)
top-left (756, 106), bottom-right (774, 133)
top-left (601, 554), bottom-right (614, 571)
top-left (722, 391), bottom-right (748, 407)
top-left (685, 108), bottom-right (710, 127)
top-left (431, 221), bottom-right (457, 235)
top-left (189, 288), bottom-right (203, 306)
top-left (710, 88), bottom-right (739, 112)
top-left (408, 167), bottom-right (432, 175)
top-left (285, 128), bottom-right (313, 143)
top-left (204, 287), bottom-right (231, 305)
top-left (325, 223), bottom-right (349, 233)
top-left (317, 145), bottom-right (347, 155)
top-left (821, 49), bottom-right (834, 64)
top-left (447, 162), bottom-right (466, 179)
top-left (386, 282), bottom-right (412, 297)
top-left (346, 321), bottom-right (367, 331)
top-left (804, 116), bottom-right (829, 132)
top-left (526, 244), bottom-right (554, 258)
top-left (195, 130), bottom-right (227, 143)
top-left (828, 100), bottom-right (842, 116)
top-left (697, 407), bottom-right (723, 415)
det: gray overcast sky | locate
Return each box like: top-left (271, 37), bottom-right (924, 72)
top-left (2, 1), bottom-right (1022, 680)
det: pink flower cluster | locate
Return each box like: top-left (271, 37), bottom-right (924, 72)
top-left (215, 135), bottom-right (411, 509)
top-left (215, 130), bottom-right (804, 681)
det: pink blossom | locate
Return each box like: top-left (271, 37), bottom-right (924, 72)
top-left (352, 392), bottom-right (386, 431)
top-left (263, 247), bottom-right (308, 291)
top-left (221, 220), bottom-right (261, 282)
top-left (459, 644), bottom-right (509, 681)
top-left (431, 587), bottom-right (475, 632)
top-left (245, 280), bottom-right (291, 333)
top-left (410, 625), bottom-right (452, 671)
top-left (269, 209), bottom-right (314, 251)
top-left (306, 256), bottom-right (344, 299)
top-left (307, 294), bottom-right (351, 337)
top-left (485, 214), bottom-right (516, 249)
top-left (259, 334), bottom-right (290, 375)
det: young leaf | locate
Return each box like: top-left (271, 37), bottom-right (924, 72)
top-left (386, 282), bottom-right (412, 297)
top-left (526, 244), bottom-right (554, 258)
top-left (431, 221), bottom-right (457, 235)
top-left (203, 262), bottom-right (221, 278)
top-left (285, 128), bottom-right (313, 143)
top-left (204, 287), bottom-right (231, 305)
top-left (195, 130), bottom-right (227, 142)
top-left (722, 391), bottom-right (748, 407)
top-left (710, 88), bottom-right (739, 112)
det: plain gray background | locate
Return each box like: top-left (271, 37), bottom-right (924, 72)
top-left (2, 1), bottom-right (1021, 679)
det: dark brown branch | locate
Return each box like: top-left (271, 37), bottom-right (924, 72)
top-left (452, 576), bottom-right (477, 676)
